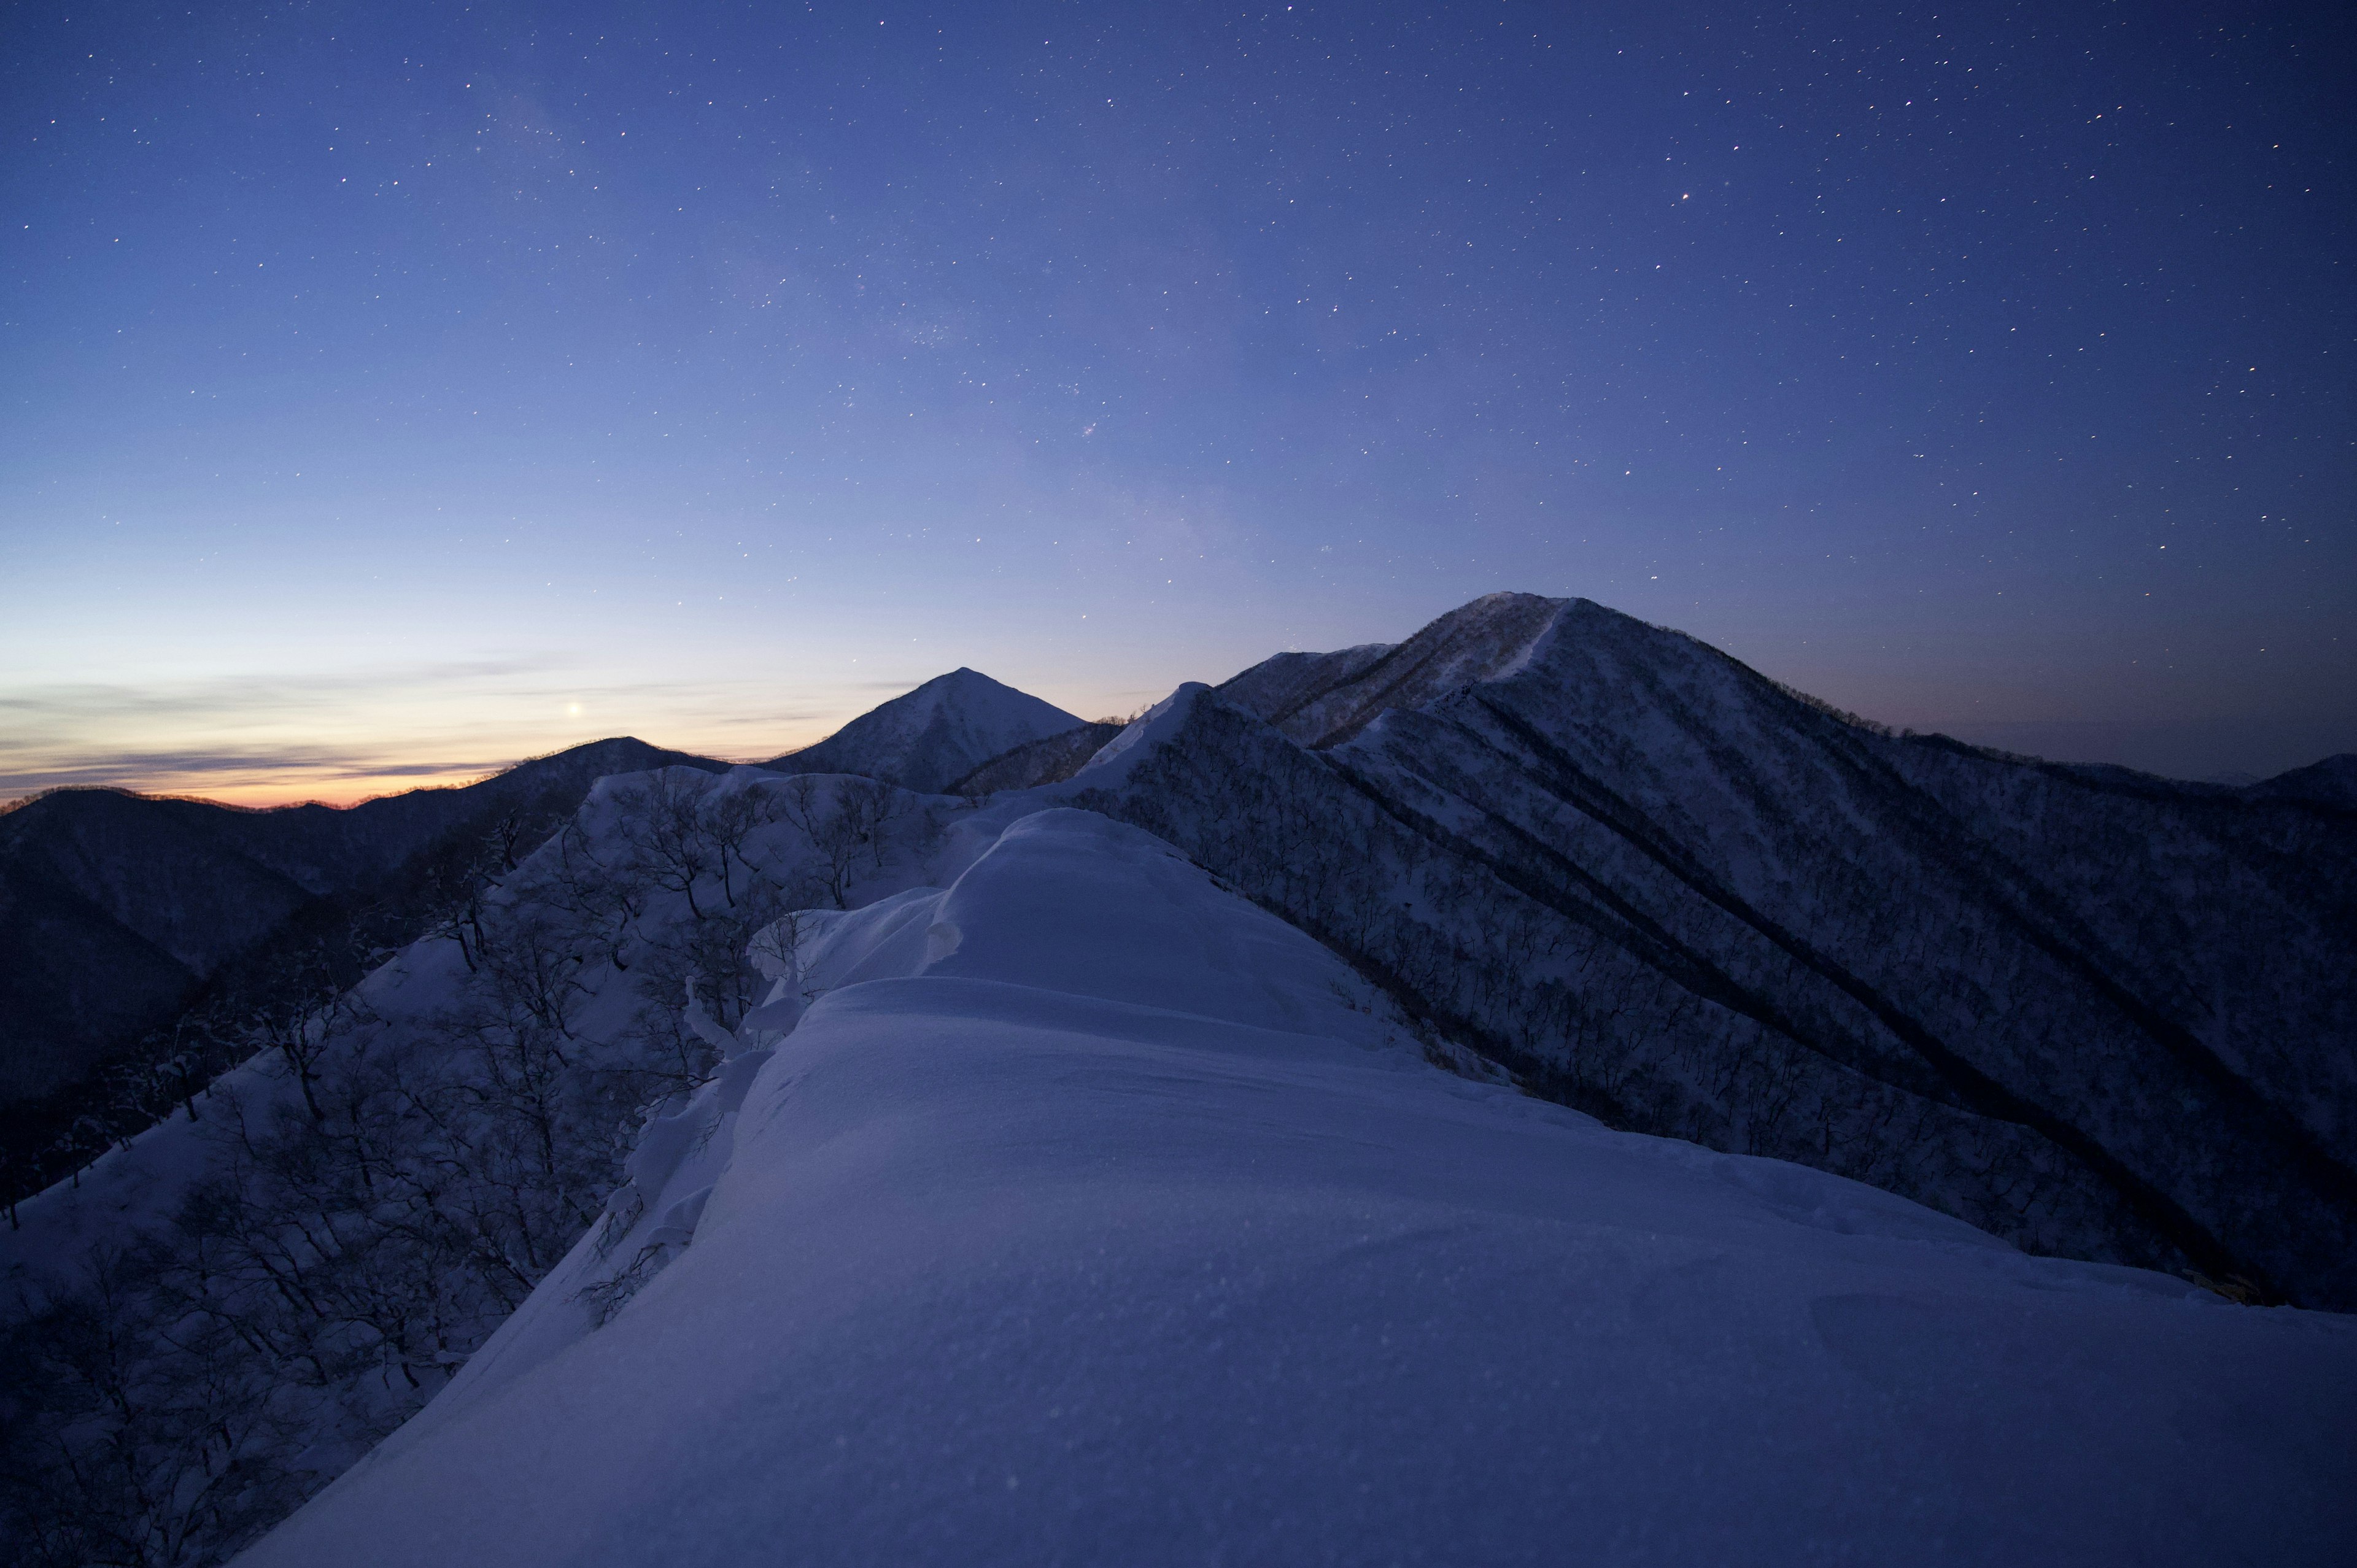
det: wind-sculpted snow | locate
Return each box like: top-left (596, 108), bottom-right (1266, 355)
top-left (1072, 597), bottom-right (2357, 1308)
top-left (239, 808), bottom-right (2354, 1568)
top-left (10, 599), bottom-right (2354, 1566)
top-left (764, 667), bottom-right (1085, 794)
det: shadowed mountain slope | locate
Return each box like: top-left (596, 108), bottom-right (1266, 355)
top-left (948, 720), bottom-right (1125, 795)
top-left (2244, 752), bottom-right (2357, 809)
top-left (1065, 595), bottom-right (2357, 1308)
top-left (1222, 591), bottom-right (1562, 747)
top-left (0, 739), bottom-right (730, 1108)
top-left (1212, 641), bottom-right (1393, 734)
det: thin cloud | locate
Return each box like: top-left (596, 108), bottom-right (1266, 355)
top-left (0, 652), bottom-right (940, 804)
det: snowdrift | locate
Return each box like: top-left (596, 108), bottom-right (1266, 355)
top-left (239, 809), bottom-right (2356, 1567)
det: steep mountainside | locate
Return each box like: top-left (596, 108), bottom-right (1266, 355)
top-left (1225, 590), bottom-right (1560, 747)
top-left (1064, 595), bottom-right (2357, 1308)
top-left (2245, 752), bottom-right (2357, 808)
top-left (947, 720), bottom-right (1124, 794)
top-left (1211, 640), bottom-right (1393, 732)
top-left (1, 765), bottom-right (970, 1562)
top-left (0, 739), bottom-right (730, 1108)
top-left (764, 668), bottom-right (1083, 793)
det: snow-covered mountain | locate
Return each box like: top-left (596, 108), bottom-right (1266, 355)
top-left (0, 738), bottom-right (732, 1110)
top-left (1229, 589), bottom-right (1560, 746)
top-left (5, 595), bottom-right (2351, 1565)
top-left (763, 668), bottom-right (1085, 794)
top-left (238, 808), bottom-right (2355, 1567)
top-left (3, 668), bottom-right (1093, 1206)
top-left (945, 718), bottom-right (1124, 794)
top-left (2, 763), bottom-right (977, 1561)
top-left (1060, 594), bottom-right (2357, 1310)
top-left (2245, 751), bottom-right (2357, 809)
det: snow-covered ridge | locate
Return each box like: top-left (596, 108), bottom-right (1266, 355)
top-left (237, 807), bottom-right (2356, 1567)
top-left (944, 719), bottom-right (1124, 795)
top-left (1220, 590), bottom-right (1565, 747)
top-left (1067, 595), bottom-right (2357, 1310)
top-left (10, 595), bottom-right (2353, 1567)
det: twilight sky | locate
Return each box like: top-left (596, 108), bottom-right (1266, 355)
top-left (3, 0), bottom-right (2350, 804)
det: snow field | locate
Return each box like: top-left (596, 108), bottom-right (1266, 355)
top-left (239, 811), bottom-right (2357, 1567)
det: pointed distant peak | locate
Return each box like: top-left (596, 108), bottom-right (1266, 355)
top-left (911, 666), bottom-right (1018, 696)
top-left (763, 669), bottom-right (1085, 793)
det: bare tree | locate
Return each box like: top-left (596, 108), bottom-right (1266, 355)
top-left (705, 781), bottom-right (792, 908)
top-left (543, 817), bottom-right (646, 973)
top-left (616, 772), bottom-right (719, 919)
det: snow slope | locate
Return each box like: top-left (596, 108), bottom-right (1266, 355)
top-left (0, 738), bottom-right (729, 1108)
top-left (1213, 640), bottom-right (1393, 734)
top-left (1219, 590), bottom-right (1560, 747)
top-left (238, 808), bottom-right (2355, 1568)
top-left (946, 719), bottom-right (1126, 794)
top-left (0, 765), bottom-right (985, 1564)
top-left (765, 668), bottom-right (1085, 793)
top-left (1069, 597), bottom-right (2357, 1309)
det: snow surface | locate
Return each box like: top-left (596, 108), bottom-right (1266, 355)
top-left (0, 766), bottom-right (950, 1268)
top-left (1069, 597), bottom-right (2357, 1307)
top-left (238, 807), bottom-right (2356, 1567)
top-left (766, 668), bottom-right (1084, 793)
top-left (1229, 590), bottom-right (1564, 747)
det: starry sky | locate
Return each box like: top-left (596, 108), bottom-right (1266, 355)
top-left (3, 0), bottom-right (2350, 804)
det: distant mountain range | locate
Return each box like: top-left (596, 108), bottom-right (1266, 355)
top-left (0, 672), bottom-right (1078, 1186)
top-left (0, 740), bottom-right (730, 1105)
top-left (4, 599), bottom-right (2351, 1305)
top-left (6, 593), bottom-right (2352, 1566)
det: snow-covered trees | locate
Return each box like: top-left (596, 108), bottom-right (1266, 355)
top-left (0, 767), bottom-right (957, 1566)
top-left (1074, 603), bottom-right (2357, 1311)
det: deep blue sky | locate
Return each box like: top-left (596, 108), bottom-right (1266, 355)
top-left (3, 0), bottom-right (2350, 800)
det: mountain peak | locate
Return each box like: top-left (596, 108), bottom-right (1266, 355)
top-left (1220, 592), bottom-right (1568, 748)
top-left (765, 670), bottom-right (1085, 794)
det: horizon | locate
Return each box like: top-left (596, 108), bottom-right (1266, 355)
top-left (5, 589), bottom-right (2348, 813)
top-left (4, 2), bottom-right (2351, 805)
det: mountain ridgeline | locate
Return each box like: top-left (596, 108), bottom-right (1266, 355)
top-left (2, 594), bottom-right (2350, 1566)
top-left (0, 741), bottom-right (739, 1185)
top-left (0, 673), bottom-right (1077, 1204)
top-left (1056, 594), bottom-right (2356, 1308)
